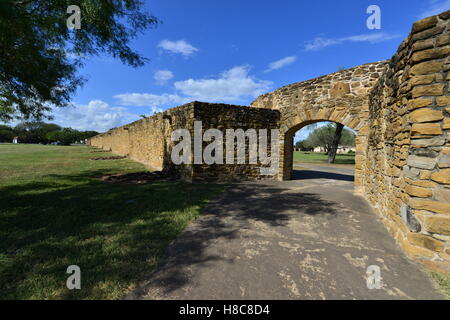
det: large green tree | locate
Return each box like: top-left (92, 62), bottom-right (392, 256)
top-left (0, 0), bottom-right (159, 122)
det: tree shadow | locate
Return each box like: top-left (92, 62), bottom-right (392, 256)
top-left (0, 172), bottom-right (223, 299)
top-left (126, 182), bottom-right (343, 299)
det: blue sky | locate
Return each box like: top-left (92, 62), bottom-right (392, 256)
top-left (34, 0), bottom-right (450, 139)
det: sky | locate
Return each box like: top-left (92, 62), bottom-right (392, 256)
top-left (12, 0), bottom-right (450, 140)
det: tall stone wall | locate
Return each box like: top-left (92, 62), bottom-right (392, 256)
top-left (364, 11), bottom-right (450, 272)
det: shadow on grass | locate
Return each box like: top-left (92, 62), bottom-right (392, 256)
top-left (0, 171), bottom-right (224, 299)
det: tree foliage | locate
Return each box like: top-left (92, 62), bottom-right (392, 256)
top-left (303, 123), bottom-right (355, 152)
top-left (0, 0), bottom-right (159, 122)
top-left (0, 122), bottom-right (97, 145)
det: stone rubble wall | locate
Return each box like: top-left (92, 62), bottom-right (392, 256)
top-left (191, 103), bottom-right (280, 181)
top-left (88, 103), bottom-right (195, 179)
top-left (251, 61), bottom-right (388, 186)
top-left (364, 11), bottom-right (450, 272)
top-left (88, 102), bottom-right (280, 182)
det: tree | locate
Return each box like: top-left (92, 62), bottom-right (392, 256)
top-left (327, 123), bottom-right (344, 163)
top-left (0, 1), bottom-right (159, 122)
top-left (14, 121), bottom-right (62, 143)
top-left (295, 140), bottom-right (314, 151)
top-left (306, 123), bottom-right (355, 163)
top-left (0, 124), bottom-right (15, 142)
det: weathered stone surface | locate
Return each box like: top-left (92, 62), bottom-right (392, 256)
top-left (412, 16), bottom-right (438, 33)
top-left (424, 215), bottom-right (450, 235)
top-left (407, 98), bottom-right (433, 110)
top-left (330, 82), bottom-right (350, 97)
top-left (437, 33), bottom-right (450, 46)
top-left (411, 123), bottom-right (442, 135)
top-left (411, 47), bottom-right (450, 63)
top-left (411, 136), bottom-right (446, 147)
top-left (410, 198), bottom-right (450, 214)
top-left (444, 118), bottom-right (450, 130)
top-left (411, 148), bottom-right (438, 158)
top-left (409, 60), bottom-right (442, 75)
top-left (431, 169), bottom-right (450, 184)
top-left (409, 108), bottom-right (443, 122)
top-left (412, 39), bottom-right (434, 52)
top-left (405, 184), bottom-right (433, 197)
top-left (434, 188), bottom-right (450, 202)
top-left (407, 233), bottom-right (444, 252)
top-left (409, 74), bottom-right (435, 86)
top-left (407, 155), bottom-right (437, 169)
top-left (412, 84), bottom-right (445, 98)
top-left (436, 96), bottom-right (450, 106)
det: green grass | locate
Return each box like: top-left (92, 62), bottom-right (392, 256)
top-left (293, 151), bottom-right (355, 165)
top-left (0, 144), bottom-right (225, 299)
top-left (430, 272), bottom-right (450, 299)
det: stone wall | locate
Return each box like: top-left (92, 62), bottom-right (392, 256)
top-left (88, 102), bottom-right (280, 182)
top-left (251, 61), bottom-right (388, 187)
top-left (363, 11), bottom-right (450, 272)
top-left (89, 103), bottom-right (194, 179)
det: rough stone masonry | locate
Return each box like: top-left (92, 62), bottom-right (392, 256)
top-left (89, 10), bottom-right (450, 273)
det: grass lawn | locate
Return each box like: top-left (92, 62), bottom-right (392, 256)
top-left (0, 144), bottom-right (224, 299)
top-left (293, 151), bottom-right (355, 165)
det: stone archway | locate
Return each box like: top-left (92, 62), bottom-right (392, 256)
top-left (251, 61), bottom-right (388, 189)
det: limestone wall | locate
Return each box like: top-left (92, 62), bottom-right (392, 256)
top-left (364, 11), bottom-right (450, 272)
top-left (88, 102), bottom-right (280, 182)
top-left (251, 62), bottom-right (388, 186)
top-left (89, 103), bottom-right (194, 177)
top-left (191, 103), bottom-right (280, 181)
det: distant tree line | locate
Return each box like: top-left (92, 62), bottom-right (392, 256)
top-left (0, 122), bottom-right (98, 145)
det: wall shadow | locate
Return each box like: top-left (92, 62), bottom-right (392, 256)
top-left (292, 169), bottom-right (354, 182)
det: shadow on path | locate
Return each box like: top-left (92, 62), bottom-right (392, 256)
top-left (292, 169), bottom-right (354, 182)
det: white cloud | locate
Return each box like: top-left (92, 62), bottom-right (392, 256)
top-left (51, 100), bottom-right (140, 132)
top-left (304, 32), bottom-right (401, 51)
top-left (174, 65), bottom-right (273, 102)
top-left (154, 70), bottom-right (174, 85)
top-left (114, 93), bottom-right (190, 108)
top-left (419, 0), bottom-right (450, 18)
top-left (114, 65), bottom-right (272, 111)
top-left (157, 39), bottom-right (198, 57)
top-left (265, 56), bottom-right (297, 73)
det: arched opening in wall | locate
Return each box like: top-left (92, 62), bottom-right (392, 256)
top-left (281, 120), bottom-right (360, 185)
